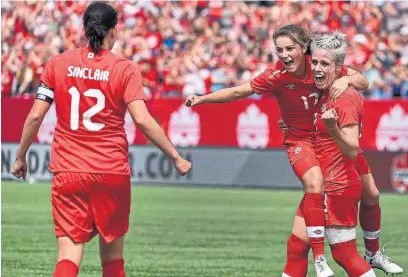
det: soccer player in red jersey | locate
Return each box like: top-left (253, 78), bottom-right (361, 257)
top-left (282, 32), bottom-right (403, 277)
top-left (276, 35), bottom-right (403, 277)
top-left (185, 24), bottom-right (368, 277)
top-left (309, 32), bottom-right (376, 277)
top-left (11, 3), bottom-right (191, 277)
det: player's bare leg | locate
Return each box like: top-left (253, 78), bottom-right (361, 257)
top-left (360, 174), bottom-right (403, 275)
top-left (99, 235), bottom-right (126, 277)
top-left (300, 166), bottom-right (331, 275)
top-left (53, 236), bottom-right (84, 277)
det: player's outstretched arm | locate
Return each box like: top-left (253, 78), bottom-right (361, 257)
top-left (11, 100), bottom-right (52, 179)
top-left (321, 109), bottom-right (359, 160)
top-left (128, 100), bottom-right (191, 176)
top-left (329, 67), bottom-right (369, 101)
top-left (185, 82), bottom-right (253, 107)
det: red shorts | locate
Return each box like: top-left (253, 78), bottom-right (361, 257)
top-left (296, 181), bottom-right (361, 227)
top-left (356, 153), bottom-right (371, 176)
top-left (52, 172), bottom-right (131, 243)
top-left (284, 130), bottom-right (319, 179)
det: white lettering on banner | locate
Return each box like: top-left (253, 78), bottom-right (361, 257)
top-left (236, 104), bottom-right (269, 148)
top-left (168, 105), bottom-right (200, 147)
top-left (1, 144), bottom-right (52, 180)
top-left (376, 105), bottom-right (408, 151)
top-left (0, 143), bottom-right (303, 188)
top-left (129, 151), bottom-right (193, 181)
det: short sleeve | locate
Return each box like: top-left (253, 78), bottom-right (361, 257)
top-left (36, 58), bottom-right (55, 102)
top-left (121, 62), bottom-right (147, 104)
top-left (41, 58), bottom-right (55, 89)
top-left (250, 68), bottom-right (278, 95)
top-left (334, 91), bottom-right (363, 129)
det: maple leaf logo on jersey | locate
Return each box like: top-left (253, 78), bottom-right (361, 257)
top-left (168, 105), bottom-right (200, 147)
top-left (236, 104), bottom-right (269, 149)
top-left (376, 105), bottom-right (408, 151)
top-left (124, 111), bottom-right (136, 144)
top-left (38, 104), bottom-right (57, 143)
top-left (295, 146), bottom-right (302, 154)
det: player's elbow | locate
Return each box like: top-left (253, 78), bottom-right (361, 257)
top-left (133, 113), bottom-right (153, 128)
top-left (361, 79), bottom-right (369, 90)
top-left (133, 115), bottom-right (148, 126)
top-left (27, 112), bottom-right (44, 124)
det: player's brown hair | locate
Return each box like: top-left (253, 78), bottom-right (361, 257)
top-left (83, 2), bottom-right (118, 53)
top-left (272, 24), bottom-right (312, 55)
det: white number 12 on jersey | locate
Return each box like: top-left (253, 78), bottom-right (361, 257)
top-left (68, 86), bottom-right (105, 131)
top-left (301, 92), bottom-right (319, 110)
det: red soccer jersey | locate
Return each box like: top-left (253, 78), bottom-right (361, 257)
top-left (39, 47), bottom-right (146, 175)
top-left (314, 87), bottom-right (364, 193)
top-left (250, 55), bottom-right (347, 132)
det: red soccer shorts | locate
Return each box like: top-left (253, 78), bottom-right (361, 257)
top-left (296, 181), bottom-right (361, 227)
top-left (355, 152), bottom-right (371, 176)
top-left (52, 172), bottom-right (131, 243)
top-left (284, 130), bottom-right (319, 179)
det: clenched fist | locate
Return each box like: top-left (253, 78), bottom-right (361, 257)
top-left (11, 157), bottom-right (27, 180)
top-left (185, 95), bottom-right (202, 107)
top-left (321, 108), bottom-right (339, 129)
top-left (173, 156), bottom-right (192, 176)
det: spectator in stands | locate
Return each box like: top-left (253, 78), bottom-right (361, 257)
top-left (1, 0), bottom-right (407, 99)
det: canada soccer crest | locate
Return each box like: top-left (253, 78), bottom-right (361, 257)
top-left (391, 152), bottom-right (408, 194)
top-left (295, 146), bottom-right (302, 154)
top-left (321, 103), bottom-right (327, 113)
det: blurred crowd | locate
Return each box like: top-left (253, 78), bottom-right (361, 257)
top-left (1, 0), bottom-right (408, 99)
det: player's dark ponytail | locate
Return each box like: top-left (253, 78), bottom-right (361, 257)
top-left (83, 2), bottom-right (118, 54)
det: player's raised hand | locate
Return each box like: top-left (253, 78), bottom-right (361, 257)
top-left (11, 157), bottom-right (28, 180)
top-left (321, 108), bottom-right (339, 129)
top-left (173, 156), bottom-right (192, 176)
top-left (185, 95), bottom-right (202, 107)
top-left (329, 77), bottom-right (349, 101)
top-left (277, 119), bottom-right (288, 134)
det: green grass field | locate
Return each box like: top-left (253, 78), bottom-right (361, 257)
top-left (2, 181), bottom-right (407, 277)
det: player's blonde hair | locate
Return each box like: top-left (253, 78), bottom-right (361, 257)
top-left (311, 32), bottom-right (348, 67)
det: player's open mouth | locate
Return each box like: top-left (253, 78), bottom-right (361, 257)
top-left (283, 60), bottom-right (294, 67)
top-left (314, 74), bottom-right (324, 85)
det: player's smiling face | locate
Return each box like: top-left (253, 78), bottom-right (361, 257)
top-left (275, 36), bottom-right (306, 76)
top-left (311, 48), bottom-right (340, 91)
